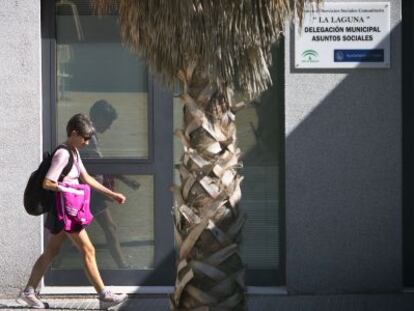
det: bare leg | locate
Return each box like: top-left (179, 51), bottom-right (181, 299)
top-left (95, 210), bottom-right (127, 268)
top-left (66, 229), bottom-right (105, 293)
top-left (26, 231), bottom-right (67, 289)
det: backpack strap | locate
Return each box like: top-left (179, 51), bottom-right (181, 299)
top-left (52, 145), bottom-right (75, 182)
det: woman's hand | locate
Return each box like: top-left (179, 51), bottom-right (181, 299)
top-left (110, 192), bottom-right (126, 204)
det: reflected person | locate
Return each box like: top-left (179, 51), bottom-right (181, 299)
top-left (82, 99), bottom-right (140, 269)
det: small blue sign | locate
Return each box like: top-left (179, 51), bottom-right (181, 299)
top-left (334, 49), bottom-right (384, 62)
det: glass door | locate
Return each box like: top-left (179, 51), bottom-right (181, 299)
top-left (42, 0), bottom-right (174, 286)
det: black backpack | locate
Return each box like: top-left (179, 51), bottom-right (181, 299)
top-left (23, 145), bottom-right (74, 216)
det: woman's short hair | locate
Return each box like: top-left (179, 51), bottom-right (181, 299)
top-left (66, 113), bottom-right (96, 137)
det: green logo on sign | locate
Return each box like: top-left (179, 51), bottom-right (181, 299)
top-left (302, 49), bottom-right (319, 62)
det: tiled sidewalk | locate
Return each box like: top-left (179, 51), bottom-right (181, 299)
top-left (2, 293), bottom-right (414, 310)
top-left (0, 296), bottom-right (170, 310)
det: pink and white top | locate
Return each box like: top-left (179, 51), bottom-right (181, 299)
top-left (45, 147), bottom-right (87, 184)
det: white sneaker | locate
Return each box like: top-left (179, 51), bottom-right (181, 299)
top-left (16, 288), bottom-right (46, 309)
top-left (99, 290), bottom-right (128, 310)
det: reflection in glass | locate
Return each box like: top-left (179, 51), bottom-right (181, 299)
top-left (55, 2), bottom-right (148, 158)
top-left (51, 175), bottom-right (154, 270)
top-left (237, 46), bottom-right (284, 271)
top-left (237, 101), bottom-right (280, 270)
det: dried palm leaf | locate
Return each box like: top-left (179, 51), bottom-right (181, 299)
top-left (91, 0), bottom-right (321, 98)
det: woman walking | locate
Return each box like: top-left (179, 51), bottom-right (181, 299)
top-left (17, 114), bottom-right (128, 309)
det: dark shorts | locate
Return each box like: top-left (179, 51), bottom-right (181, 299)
top-left (44, 206), bottom-right (84, 235)
top-left (45, 189), bottom-right (106, 234)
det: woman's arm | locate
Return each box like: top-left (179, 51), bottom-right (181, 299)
top-left (42, 178), bottom-right (59, 192)
top-left (43, 148), bottom-right (71, 191)
top-left (80, 171), bottom-right (126, 204)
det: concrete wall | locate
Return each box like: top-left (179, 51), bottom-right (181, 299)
top-left (0, 0), bottom-right (42, 297)
top-left (285, 0), bottom-right (402, 294)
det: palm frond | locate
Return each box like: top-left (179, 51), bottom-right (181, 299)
top-left (91, 0), bottom-right (321, 98)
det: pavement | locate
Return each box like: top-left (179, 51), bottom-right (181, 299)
top-left (0, 295), bottom-right (170, 311)
top-left (2, 293), bottom-right (414, 311)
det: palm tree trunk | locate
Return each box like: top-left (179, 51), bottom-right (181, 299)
top-left (171, 63), bottom-right (247, 311)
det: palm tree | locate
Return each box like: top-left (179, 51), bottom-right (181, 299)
top-left (91, 1), bottom-right (319, 309)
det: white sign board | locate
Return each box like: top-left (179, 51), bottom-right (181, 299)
top-left (295, 2), bottom-right (390, 69)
